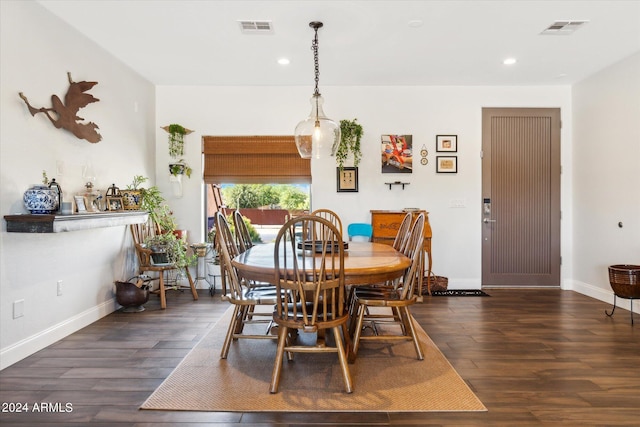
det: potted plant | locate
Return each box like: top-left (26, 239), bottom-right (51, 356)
top-left (121, 175), bottom-right (147, 210)
top-left (122, 175), bottom-right (182, 234)
top-left (169, 159), bottom-right (192, 178)
top-left (143, 232), bottom-right (196, 269)
top-left (162, 124), bottom-right (193, 159)
top-left (334, 118), bottom-right (363, 171)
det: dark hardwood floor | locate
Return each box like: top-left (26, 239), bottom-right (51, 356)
top-left (1, 288), bottom-right (638, 426)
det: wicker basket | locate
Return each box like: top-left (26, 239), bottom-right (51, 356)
top-left (424, 273), bottom-right (448, 294)
top-left (608, 264), bottom-right (640, 299)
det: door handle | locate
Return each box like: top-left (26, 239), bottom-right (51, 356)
top-left (483, 218), bottom-right (497, 223)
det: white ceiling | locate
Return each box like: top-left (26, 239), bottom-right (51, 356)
top-left (37, 0), bottom-right (640, 87)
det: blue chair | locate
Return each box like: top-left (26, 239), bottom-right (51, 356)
top-left (347, 223), bottom-right (373, 242)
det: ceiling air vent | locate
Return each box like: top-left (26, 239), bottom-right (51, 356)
top-left (541, 20), bottom-right (589, 35)
top-left (238, 20), bottom-right (274, 34)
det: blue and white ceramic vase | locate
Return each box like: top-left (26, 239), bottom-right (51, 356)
top-left (23, 185), bottom-right (59, 214)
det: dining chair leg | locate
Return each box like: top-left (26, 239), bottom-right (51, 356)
top-left (270, 325), bottom-right (289, 394)
top-left (221, 305), bottom-right (242, 359)
top-left (218, 257), bottom-right (228, 296)
top-left (235, 306), bottom-right (248, 334)
top-left (333, 326), bottom-right (353, 393)
top-left (350, 304), bottom-right (366, 359)
top-left (158, 273), bottom-right (167, 310)
top-left (401, 306), bottom-right (424, 360)
top-left (341, 322), bottom-right (354, 364)
top-left (185, 268), bottom-right (198, 300)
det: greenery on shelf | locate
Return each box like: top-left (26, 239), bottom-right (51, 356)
top-left (334, 118), bottom-right (363, 171)
top-left (126, 175), bottom-right (176, 232)
top-left (126, 175), bottom-right (148, 190)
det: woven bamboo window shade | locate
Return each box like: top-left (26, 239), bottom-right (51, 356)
top-left (202, 136), bottom-right (311, 184)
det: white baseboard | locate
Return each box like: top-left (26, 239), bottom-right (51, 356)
top-left (565, 279), bottom-right (639, 314)
top-left (0, 299), bottom-right (117, 371)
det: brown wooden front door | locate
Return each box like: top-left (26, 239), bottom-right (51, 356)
top-left (481, 108), bottom-right (561, 287)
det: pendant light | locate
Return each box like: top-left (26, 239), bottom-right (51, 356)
top-left (294, 21), bottom-right (340, 159)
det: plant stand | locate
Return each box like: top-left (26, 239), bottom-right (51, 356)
top-left (207, 252), bottom-right (221, 296)
top-left (605, 264), bottom-right (640, 325)
top-left (191, 243), bottom-right (214, 294)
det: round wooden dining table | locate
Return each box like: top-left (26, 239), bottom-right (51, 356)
top-left (231, 241), bottom-right (411, 286)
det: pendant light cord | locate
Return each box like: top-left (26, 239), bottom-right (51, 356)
top-left (310, 22), bottom-right (323, 126)
top-left (311, 22), bottom-right (321, 97)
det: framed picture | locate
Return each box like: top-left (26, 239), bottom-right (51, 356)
top-left (436, 135), bottom-right (457, 152)
top-left (336, 167), bottom-right (359, 192)
top-left (74, 195), bottom-right (88, 213)
top-left (436, 156), bottom-right (458, 173)
top-left (106, 196), bottom-right (124, 211)
top-left (381, 134), bottom-right (413, 173)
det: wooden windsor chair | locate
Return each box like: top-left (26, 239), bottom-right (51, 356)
top-left (270, 215), bottom-right (353, 394)
top-left (232, 210), bottom-right (254, 253)
top-left (348, 213), bottom-right (426, 361)
top-left (215, 212), bottom-right (279, 359)
top-left (129, 222), bottom-right (197, 310)
top-left (311, 208), bottom-right (343, 239)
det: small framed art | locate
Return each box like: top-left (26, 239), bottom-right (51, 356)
top-left (74, 195), bottom-right (88, 213)
top-left (436, 135), bottom-right (457, 152)
top-left (436, 156), bottom-right (458, 173)
top-left (106, 196), bottom-right (124, 211)
top-left (337, 167), bottom-right (359, 192)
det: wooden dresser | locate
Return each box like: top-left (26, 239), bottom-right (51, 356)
top-left (370, 210), bottom-right (433, 296)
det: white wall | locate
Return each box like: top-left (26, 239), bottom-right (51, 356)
top-left (0, 1), bottom-right (155, 369)
top-left (156, 85), bottom-right (573, 291)
top-left (571, 52), bottom-right (640, 310)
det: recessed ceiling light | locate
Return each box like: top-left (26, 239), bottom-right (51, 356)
top-left (277, 58), bottom-right (290, 65)
top-left (408, 20), bottom-right (423, 28)
top-left (503, 58), bottom-right (517, 65)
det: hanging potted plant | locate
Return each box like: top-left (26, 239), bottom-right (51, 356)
top-left (162, 124), bottom-right (193, 159)
top-left (334, 118), bottom-right (363, 171)
top-left (168, 159), bottom-right (192, 178)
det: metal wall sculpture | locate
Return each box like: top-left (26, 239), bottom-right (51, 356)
top-left (19, 72), bottom-right (102, 143)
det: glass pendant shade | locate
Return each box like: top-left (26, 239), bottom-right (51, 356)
top-left (294, 94), bottom-right (341, 159)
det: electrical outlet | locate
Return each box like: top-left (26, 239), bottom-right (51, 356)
top-left (13, 300), bottom-right (24, 319)
top-left (57, 280), bottom-right (63, 296)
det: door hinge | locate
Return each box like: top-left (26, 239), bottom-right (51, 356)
top-left (480, 150), bottom-right (484, 159)
top-left (560, 256), bottom-right (562, 265)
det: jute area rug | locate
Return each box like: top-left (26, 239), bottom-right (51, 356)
top-left (141, 306), bottom-right (486, 413)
